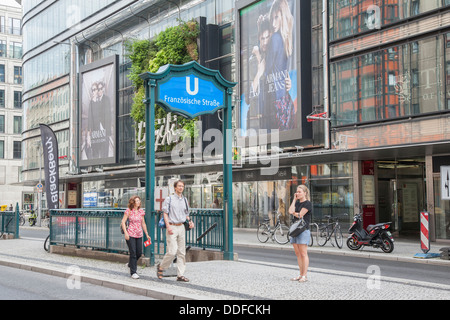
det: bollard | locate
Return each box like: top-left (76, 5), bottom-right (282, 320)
top-left (414, 212), bottom-right (440, 259)
top-left (420, 211), bottom-right (430, 254)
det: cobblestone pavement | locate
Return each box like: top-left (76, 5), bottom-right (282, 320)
top-left (0, 229), bottom-right (449, 300)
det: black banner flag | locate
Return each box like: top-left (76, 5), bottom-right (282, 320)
top-left (39, 124), bottom-right (59, 209)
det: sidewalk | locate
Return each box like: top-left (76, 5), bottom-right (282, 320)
top-left (0, 228), bottom-right (449, 300)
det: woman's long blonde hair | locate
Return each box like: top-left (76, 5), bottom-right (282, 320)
top-left (297, 185), bottom-right (311, 201)
top-left (269, 0), bottom-right (294, 58)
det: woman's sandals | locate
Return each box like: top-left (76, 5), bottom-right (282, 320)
top-left (156, 264), bottom-right (163, 279)
top-left (176, 276), bottom-right (190, 282)
top-left (291, 275), bottom-right (308, 282)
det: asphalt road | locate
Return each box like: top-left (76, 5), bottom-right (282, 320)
top-left (235, 245), bottom-right (450, 286)
top-left (0, 264), bottom-right (153, 300)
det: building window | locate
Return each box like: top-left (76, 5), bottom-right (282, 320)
top-left (0, 16), bottom-right (4, 34)
top-left (9, 42), bottom-right (22, 59)
top-left (13, 116), bottom-right (22, 134)
top-left (0, 141), bottom-right (4, 159)
top-left (14, 91), bottom-right (22, 108)
top-left (13, 141), bottom-right (21, 159)
top-left (0, 90), bottom-right (4, 108)
top-left (14, 66), bottom-right (22, 84)
top-left (310, 162), bottom-right (353, 225)
top-left (329, 0), bottom-right (447, 41)
top-left (0, 115), bottom-right (4, 133)
top-left (0, 64), bottom-right (4, 82)
top-left (434, 176), bottom-right (450, 239)
top-left (8, 18), bottom-right (21, 35)
top-left (331, 35), bottom-right (446, 126)
top-left (0, 40), bottom-right (5, 57)
top-left (446, 33), bottom-right (450, 110)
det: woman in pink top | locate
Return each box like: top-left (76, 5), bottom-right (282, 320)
top-left (121, 195), bottom-right (150, 279)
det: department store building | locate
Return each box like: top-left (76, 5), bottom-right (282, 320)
top-left (18, 0), bottom-right (450, 241)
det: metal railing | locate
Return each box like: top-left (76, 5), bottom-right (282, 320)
top-left (49, 208), bottom-right (224, 256)
top-left (49, 209), bottom-right (128, 253)
top-left (154, 209), bottom-right (224, 256)
top-left (0, 210), bottom-right (19, 239)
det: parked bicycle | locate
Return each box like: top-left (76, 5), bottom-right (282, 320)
top-left (44, 235), bottom-right (50, 252)
top-left (316, 214), bottom-right (346, 249)
top-left (309, 223), bottom-right (319, 247)
top-left (257, 213), bottom-right (290, 245)
top-left (19, 211), bottom-right (25, 226)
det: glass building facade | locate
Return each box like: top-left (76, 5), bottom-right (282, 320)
top-left (329, 0), bottom-right (450, 239)
top-left (331, 34), bottom-right (450, 126)
top-left (20, 0), bottom-right (450, 239)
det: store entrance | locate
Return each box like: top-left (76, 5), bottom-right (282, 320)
top-left (377, 159), bottom-right (425, 238)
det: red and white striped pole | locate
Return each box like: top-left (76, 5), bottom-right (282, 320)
top-left (420, 212), bottom-right (430, 254)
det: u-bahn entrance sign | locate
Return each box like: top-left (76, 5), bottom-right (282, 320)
top-left (139, 61), bottom-right (236, 264)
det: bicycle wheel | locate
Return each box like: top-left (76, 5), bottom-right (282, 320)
top-left (41, 218), bottom-right (49, 228)
top-left (274, 224), bottom-right (289, 244)
top-left (257, 224), bottom-right (270, 243)
top-left (44, 235), bottom-right (50, 252)
top-left (317, 225), bottom-right (328, 246)
top-left (334, 226), bottom-right (343, 249)
top-left (19, 216), bottom-right (25, 226)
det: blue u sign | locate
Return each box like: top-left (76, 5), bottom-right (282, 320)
top-left (158, 74), bottom-right (224, 118)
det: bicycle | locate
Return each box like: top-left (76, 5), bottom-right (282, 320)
top-left (41, 218), bottom-right (50, 228)
top-left (309, 223), bottom-right (319, 247)
top-left (316, 215), bottom-right (345, 249)
top-left (19, 211), bottom-right (25, 226)
top-left (257, 213), bottom-right (290, 245)
top-left (44, 235), bottom-right (50, 252)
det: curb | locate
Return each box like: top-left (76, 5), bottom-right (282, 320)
top-left (0, 258), bottom-right (207, 300)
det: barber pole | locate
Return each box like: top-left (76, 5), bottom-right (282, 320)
top-left (420, 212), bottom-right (430, 254)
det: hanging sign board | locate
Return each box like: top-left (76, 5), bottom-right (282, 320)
top-left (149, 61), bottom-right (233, 119)
top-left (158, 75), bottom-right (224, 118)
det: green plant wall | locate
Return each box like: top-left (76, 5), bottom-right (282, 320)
top-left (125, 20), bottom-right (200, 153)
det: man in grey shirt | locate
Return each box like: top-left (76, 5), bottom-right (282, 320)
top-left (157, 180), bottom-right (194, 282)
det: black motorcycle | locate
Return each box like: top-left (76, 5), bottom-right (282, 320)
top-left (346, 213), bottom-right (394, 253)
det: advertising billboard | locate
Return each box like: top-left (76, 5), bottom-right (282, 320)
top-left (237, 0), bottom-right (309, 143)
top-left (79, 55), bottom-right (118, 166)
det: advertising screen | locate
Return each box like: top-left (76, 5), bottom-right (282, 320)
top-left (79, 55), bottom-right (118, 166)
top-left (238, 0), bottom-right (300, 141)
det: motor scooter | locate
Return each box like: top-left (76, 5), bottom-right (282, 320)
top-left (346, 213), bottom-right (394, 253)
top-left (28, 210), bottom-right (37, 226)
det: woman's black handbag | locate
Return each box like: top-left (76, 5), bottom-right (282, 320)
top-left (120, 218), bottom-right (129, 234)
top-left (289, 218), bottom-right (307, 237)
